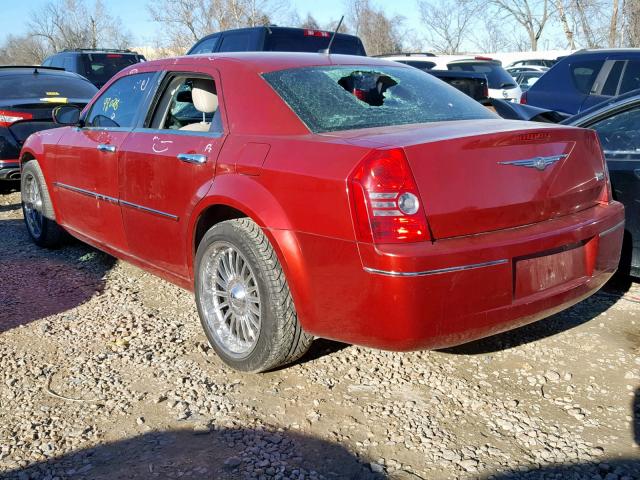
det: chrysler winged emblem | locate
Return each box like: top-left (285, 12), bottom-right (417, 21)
top-left (498, 154), bottom-right (568, 171)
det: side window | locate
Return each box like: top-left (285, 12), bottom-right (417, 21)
top-left (619, 60), bottom-right (640, 94)
top-left (149, 75), bottom-right (222, 134)
top-left (591, 107), bottom-right (640, 158)
top-left (601, 61), bottom-right (625, 96)
top-left (63, 56), bottom-right (75, 72)
top-left (86, 73), bottom-right (154, 128)
top-left (190, 35), bottom-right (220, 54)
top-left (570, 60), bottom-right (604, 94)
top-left (50, 55), bottom-right (64, 69)
top-left (218, 33), bottom-right (251, 52)
top-left (42, 58), bottom-right (52, 67)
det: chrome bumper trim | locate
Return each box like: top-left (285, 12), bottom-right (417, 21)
top-left (599, 220), bottom-right (625, 237)
top-left (364, 259), bottom-right (509, 277)
top-left (54, 182), bottom-right (178, 221)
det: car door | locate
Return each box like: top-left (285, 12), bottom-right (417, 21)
top-left (587, 103), bottom-right (640, 271)
top-left (54, 72), bottom-right (156, 250)
top-left (118, 69), bottom-right (226, 279)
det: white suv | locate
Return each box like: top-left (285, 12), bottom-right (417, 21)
top-left (447, 58), bottom-right (522, 102)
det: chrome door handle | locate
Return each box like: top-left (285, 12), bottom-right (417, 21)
top-left (97, 144), bottom-right (116, 153)
top-left (177, 153), bottom-right (207, 165)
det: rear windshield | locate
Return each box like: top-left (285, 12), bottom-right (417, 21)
top-left (264, 31), bottom-right (366, 56)
top-left (0, 73), bottom-right (98, 100)
top-left (262, 65), bottom-right (494, 133)
top-left (447, 62), bottom-right (516, 89)
top-left (82, 54), bottom-right (140, 85)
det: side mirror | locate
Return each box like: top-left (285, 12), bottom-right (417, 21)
top-left (52, 105), bottom-right (81, 126)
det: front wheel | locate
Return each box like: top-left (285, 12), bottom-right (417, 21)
top-left (195, 218), bottom-right (312, 372)
top-left (21, 161), bottom-right (64, 248)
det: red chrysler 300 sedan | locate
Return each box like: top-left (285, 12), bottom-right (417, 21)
top-left (20, 53), bottom-right (624, 372)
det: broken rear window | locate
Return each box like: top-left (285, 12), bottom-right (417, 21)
top-left (262, 65), bottom-right (494, 133)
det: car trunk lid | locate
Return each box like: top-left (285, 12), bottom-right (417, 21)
top-left (330, 120), bottom-right (606, 239)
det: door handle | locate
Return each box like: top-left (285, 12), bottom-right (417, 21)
top-left (97, 144), bottom-right (116, 153)
top-left (177, 153), bottom-right (207, 165)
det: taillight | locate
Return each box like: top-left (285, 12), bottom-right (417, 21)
top-left (0, 110), bottom-right (33, 127)
top-left (520, 91), bottom-right (528, 104)
top-left (593, 135), bottom-right (613, 204)
top-left (348, 148), bottom-right (430, 244)
top-left (483, 82), bottom-right (489, 99)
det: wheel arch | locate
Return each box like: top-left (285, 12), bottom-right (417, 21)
top-left (187, 178), bottom-right (313, 328)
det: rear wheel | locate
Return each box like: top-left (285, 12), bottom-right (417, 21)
top-left (21, 160), bottom-right (64, 248)
top-left (195, 218), bottom-right (312, 372)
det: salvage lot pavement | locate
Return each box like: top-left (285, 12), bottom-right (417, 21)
top-left (0, 186), bottom-right (639, 480)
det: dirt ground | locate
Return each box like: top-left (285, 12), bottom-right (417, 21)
top-left (1, 185), bottom-right (639, 480)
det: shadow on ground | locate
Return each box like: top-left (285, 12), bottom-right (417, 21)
top-left (635, 387), bottom-right (640, 447)
top-left (441, 278), bottom-right (630, 355)
top-left (0, 219), bottom-right (115, 332)
top-left (1, 427), bottom-right (387, 480)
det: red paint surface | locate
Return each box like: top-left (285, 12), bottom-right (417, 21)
top-left (20, 53), bottom-right (625, 351)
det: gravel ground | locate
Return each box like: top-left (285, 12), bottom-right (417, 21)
top-left (1, 186), bottom-right (639, 480)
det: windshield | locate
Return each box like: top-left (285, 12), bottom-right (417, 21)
top-left (264, 31), bottom-right (366, 56)
top-left (82, 54), bottom-right (140, 85)
top-left (262, 65), bottom-right (494, 133)
top-left (0, 73), bottom-right (98, 100)
top-left (448, 62), bottom-right (516, 89)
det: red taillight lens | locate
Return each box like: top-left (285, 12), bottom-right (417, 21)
top-left (520, 91), bottom-right (528, 104)
top-left (348, 148), bottom-right (430, 244)
top-left (593, 135), bottom-right (613, 204)
top-left (0, 110), bottom-right (33, 127)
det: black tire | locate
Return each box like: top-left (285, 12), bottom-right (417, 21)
top-left (21, 160), bottom-right (64, 248)
top-left (195, 218), bottom-right (313, 372)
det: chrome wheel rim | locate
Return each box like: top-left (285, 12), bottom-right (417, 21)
top-left (200, 242), bottom-right (261, 358)
top-left (22, 172), bottom-right (43, 238)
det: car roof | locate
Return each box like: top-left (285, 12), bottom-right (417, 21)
top-left (198, 26), bottom-right (362, 40)
top-left (136, 51), bottom-right (408, 75)
top-left (569, 48), bottom-right (640, 57)
top-left (0, 66), bottom-right (88, 79)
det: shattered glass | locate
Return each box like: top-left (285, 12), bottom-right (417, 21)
top-left (263, 65), bottom-right (495, 133)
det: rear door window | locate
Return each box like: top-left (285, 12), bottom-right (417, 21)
top-left (86, 72), bottom-right (154, 128)
top-left (619, 60), bottom-right (640, 94)
top-left (570, 59), bottom-right (604, 94)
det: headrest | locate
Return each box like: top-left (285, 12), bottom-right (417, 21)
top-left (191, 79), bottom-right (218, 114)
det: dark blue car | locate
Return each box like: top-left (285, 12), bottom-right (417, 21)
top-left (522, 49), bottom-right (640, 115)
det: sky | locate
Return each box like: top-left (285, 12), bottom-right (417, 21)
top-left (0, 0), bottom-right (424, 47)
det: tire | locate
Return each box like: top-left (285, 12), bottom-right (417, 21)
top-left (21, 160), bottom-right (64, 248)
top-left (195, 218), bottom-right (313, 372)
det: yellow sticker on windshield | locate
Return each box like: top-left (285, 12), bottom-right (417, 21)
top-left (46, 91), bottom-right (60, 96)
top-left (39, 97), bottom-right (68, 103)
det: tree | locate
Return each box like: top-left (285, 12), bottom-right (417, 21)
top-left (29, 0), bottom-right (132, 53)
top-left (488, 0), bottom-right (551, 50)
top-left (418, 0), bottom-right (478, 54)
top-left (148, 0), bottom-right (282, 54)
top-left (300, 13), bottom-right (320, 30)
top-left (0, 35), bottom-right (49, 65)
top-left (624, 0), bottom-right (640, 47)
top-left (345, 0), bottom-right (404, 55)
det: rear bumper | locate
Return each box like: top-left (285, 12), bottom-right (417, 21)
top-left (280, 202), bottom-right (624, 351)
top-left (0, 159), bottom-right (20, 181)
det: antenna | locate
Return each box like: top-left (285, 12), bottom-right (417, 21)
top-left (320, 15), bottom-right (344, 55)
